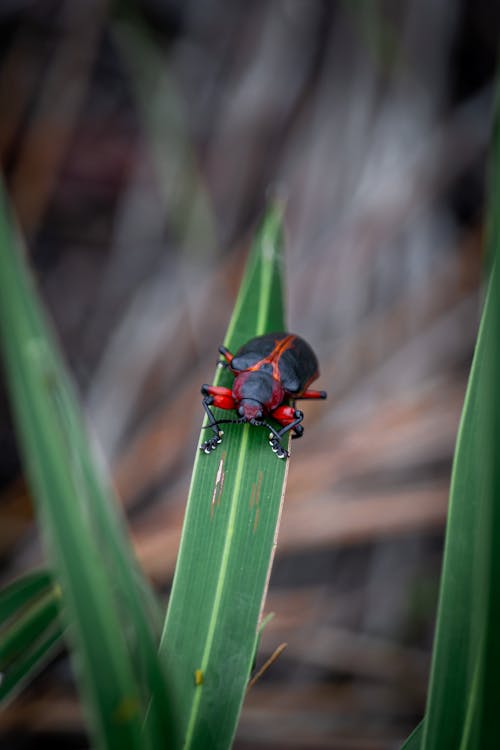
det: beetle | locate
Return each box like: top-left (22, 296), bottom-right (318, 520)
top-left (200, 332), bottom-right (327, 459)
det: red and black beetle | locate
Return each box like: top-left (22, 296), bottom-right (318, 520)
top-left (200, 332), bottom-right (327, 459)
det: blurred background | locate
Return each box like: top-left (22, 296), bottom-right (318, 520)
top-left (0, 1), bottom-right (497, 748)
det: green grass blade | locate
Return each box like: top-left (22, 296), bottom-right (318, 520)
top-left (400, 82), bottom-right (500, 749)
top-left (0, 570), bottom-right (54, 622)
top-left (417, 248), bottom-right (500, 750)
top-left (401, 721), bottom-right (423, 749)
top-left (158, 205), bottom-right (289, 749)
top-left (0, 183), bottom-right (175, 748)
top-left (0, 570), bottom-right (64, 704)
top-left (111, 14), bottom-right (216, 260)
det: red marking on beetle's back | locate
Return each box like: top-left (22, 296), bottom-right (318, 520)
top-left (251, 471), bottom-right (263, 533)
top-left (247, 334), bottom-right (296, 381)
top-left (210, 454), bottom-right (226, 517)
top-left (269, 334), bottom-right (296, 361)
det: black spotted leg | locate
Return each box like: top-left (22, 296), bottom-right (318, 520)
top-left (267, 405), bottom-right (304, 459)
top-left (269, 388), bottom-right (326, 457)
top-left (200, 384), bottom-right (235, 453)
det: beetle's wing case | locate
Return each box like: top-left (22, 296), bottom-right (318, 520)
top-left (278, 335), bottom-right (319, 394)
top-left (231, 332), bottom-right (288, 372)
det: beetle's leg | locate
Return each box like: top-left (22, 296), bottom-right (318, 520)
top-left (218, 345), bottom-right (234, 366)
top-left (286, 391), bottom-right (325, 440)
top-left (200, 385), bottom-right (235, 454)
top-left (267, 406), bottom-right (304, 458)
top-left (201, 384), bottom-right (234, 404)
top-left (272, 405), bottom-right (304, 437)
top-left (295, 389), bottom-right (327, 400)
top-left (291, 424), bottom-right (304, 440)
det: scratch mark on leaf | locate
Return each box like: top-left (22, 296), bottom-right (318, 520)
top-left (211, 454), bottom-right (226, 518)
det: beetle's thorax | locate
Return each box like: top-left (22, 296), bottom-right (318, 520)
top-left (233, 370), bottom-right (284, 420)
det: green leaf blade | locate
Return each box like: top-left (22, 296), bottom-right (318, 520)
top-left (0, 183), bottom-right (175, 749)
top-left (159, 204), bottom-right (290, 749)
top-left (417, 257), bottom-right (500, 750)
top-left (401, 77), bottom-right (500, 750)
top-left (0, 570), bottom-right (54, 624)
top-left (0, 571), bottom-right (64, 705)
top-left (401, 721), bottom-right (423, 750)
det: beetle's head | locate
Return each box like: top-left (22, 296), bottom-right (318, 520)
top-left (233, 371), bottom-right (283, 424)
top-left (237, 399), bottom-right (264, 424)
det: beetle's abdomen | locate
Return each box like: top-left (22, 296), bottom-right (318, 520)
top-left (233, 371), bottom-right (284, 413)
top-left (231, 332), bottom-right (319, 395)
